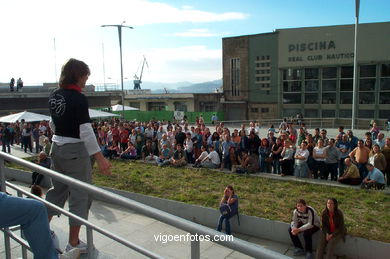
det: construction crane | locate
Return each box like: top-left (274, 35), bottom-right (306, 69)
top-left (133, 56), bottom-right (148, 90)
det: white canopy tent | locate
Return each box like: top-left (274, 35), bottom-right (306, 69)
top-left (88, 109), bottom-right (120, 119)
top-left (0, 111), bottom-right (50, 123)
top-left (111, 104), bottom-right (139, 111)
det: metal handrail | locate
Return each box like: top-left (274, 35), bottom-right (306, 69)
top-left (0, 152), bottom-right (291, 259)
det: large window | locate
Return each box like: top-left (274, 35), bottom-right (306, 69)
top-left (380, 92), bottom-right (390, 104)
top-left (305, 68), bottom-right (319, 79)
top-left (322, 93), bottom-right (336, 104)
top-left (305, 93), bottom-right (318, 104)
top-left (340, 79), bottom-right (353, 91)
top-left (339, 109), bottom-right (352, 117)
top-left (200, 102), bottom-right (216, 112)
top-left (283, 93), bottom-right (301, 104)
top-left (174, 102), bottom-right (188, 112)
top-left (148, 102), bottom-right (166, 111)
top-left (283, 81), bottom-right (301, 92)
top-left (359, 64), bottom-right (376, 105)
top-left (322, 80), bottom-right (337, 91)
top-left (322, 110), bottom-right (335, 118)
top-left (322, 67), bottom-right (337, 79)
top-left (359, 110), bottom-right (375, 119)
top-left (340, 92), bottom-right (353, 104)
top-left (305, 80), bottom-right (319, 92)
top-left (304, 109), bottom-right (318, 118)
top-left (231, 58), bottom-right (240, 96)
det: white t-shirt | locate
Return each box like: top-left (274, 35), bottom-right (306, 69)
top-left (198, 151), bottom-right (209, 161)
top-left (207, 150), bottom-right (221, 165)
top-left (314, 147), bottom-right (326, 162)
top-left (295, 148), bottom-right (309, 165)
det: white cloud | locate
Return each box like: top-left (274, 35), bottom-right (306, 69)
top-left (174, 29), bottom-right (221, 37)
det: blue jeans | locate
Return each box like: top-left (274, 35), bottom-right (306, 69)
top-left (294, 162), bottom-right (309, 178)
top-left (0, 193), bottom-right (57, 259)
top-left (217, 213), bottom-right (235, 235)
top-left (272, 159), bottom-right (280, 174)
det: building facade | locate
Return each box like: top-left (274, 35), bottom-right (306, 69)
top-left (222, 22), bottom-right (390, 121)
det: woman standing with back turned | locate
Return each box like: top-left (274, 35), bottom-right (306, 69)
top-left (46, 58), bottom-right (111, 254)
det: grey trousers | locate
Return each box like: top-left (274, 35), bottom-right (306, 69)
top-left (46, 142), bottom-right (92, 226)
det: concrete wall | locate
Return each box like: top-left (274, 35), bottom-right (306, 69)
top-left (5, 168), bottom-right (390, 259)
top-left (100, 188), bottom-right (390, 259)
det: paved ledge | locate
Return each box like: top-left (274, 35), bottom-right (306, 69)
top-left (3, 167), bottom-right (390, 259)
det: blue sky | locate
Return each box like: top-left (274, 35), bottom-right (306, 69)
top-left (1, 0), bottom-right (389, 85)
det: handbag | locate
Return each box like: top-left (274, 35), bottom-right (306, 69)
top-left (265, 153), bottom-right (273, 163)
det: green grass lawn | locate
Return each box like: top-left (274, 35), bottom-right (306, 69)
top-left (91, 160), bottom-right (390, 243)
top-left (7, 157), bottom-right (390, 242)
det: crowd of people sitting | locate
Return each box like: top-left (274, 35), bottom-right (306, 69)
top-left (93, 118), bottom-right (387, 190)
top-left (1, 117), bottom-right (388, 190)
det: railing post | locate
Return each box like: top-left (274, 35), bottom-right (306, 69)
top-left (0, 156), bottom-right (5, 192)
top-left (17, 190), bottom-right (28, 259)
top-left (191, 237), bottom-right (200, 259)
top-left (4, 230), bottom-right (11, 259)
top-left (86, 226), bottom-right (94, 259)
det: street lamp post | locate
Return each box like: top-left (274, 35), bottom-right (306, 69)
top-left (351, 0), bottom-right (360, 130)
top-left (101, 22), bottom-right (133, 119)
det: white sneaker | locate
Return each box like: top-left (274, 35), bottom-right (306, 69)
top-left (59, 248), bottom-right (80, 259)
top-left (65, 240), bottom-right (91, 254)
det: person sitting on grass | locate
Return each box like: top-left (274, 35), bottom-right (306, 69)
top-left (142, 140), bottom-right (158, 162)
top-left (170, 144), bottom-right (187, 167)
top-left (235, 152), bottom-right (259, 174)
top-left (103, 140), bottom-right (120, 159)
top-left (338, 158), bottom-right (361, 185)
top-left (361, 163), bottom-right (386, 190)
top-left (216, 185), bottom-right (238, 235)
top-left (200, 145), bottom-right (220, 169)
top-left (193, 145), bottom-right (209, 168)
top-left (120, 141), bottom-right (137, 160)
top-left (156, 143), bottom-right (171, 166)
top-left (316, 198), bottom-right (346, 259)
top-left (288, 199), bottom-right (320, 259)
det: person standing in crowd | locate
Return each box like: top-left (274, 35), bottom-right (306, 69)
top-left (325, 139), bottom-right (340, 181)
top-left (46, 58), bottom-right (111, 254)
top-left (294, 141), bottom-right (310, 178)
top-left (375, 132), bottom-right (385, 149)
top-left (32, 123), bottom-right (41, 153)
top-left (271, 138), bottom-right (283, 174)
top-left (346, 130), bottom-right (358, 150)
top-left (316, 198), bottom-right (346, 259)
top-left (313, 139), bottom-right (327, 179)
top-left (381, 138), bottom-right (390, 187)
top-left (280, 139), bottom-right (294, 176)
top-left (0, 124), bottom-right (11, 153)
top-left (349, 139), bottom-right (370, 179)
top-left (336, 134), bottom-right (351, 178)
top-left (21, 123), bottom-right (33, 153)
top-left (369, 144), bottom-right (387, 173)
top-left (361, 163), bottom-right (386, 189)
top-left (17, 77), bottom-right (24, 92)
top-left (288, 199), bottom-right (320, 259)
top-left (9, 77), bottom-right (15, 92)
top-left (338, 158), bottom-right (361, 185)
top-left (216, 185), bottom-right (238, 235)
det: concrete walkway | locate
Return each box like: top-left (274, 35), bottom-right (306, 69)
top-left (0, 182), bottom-right (298, 259)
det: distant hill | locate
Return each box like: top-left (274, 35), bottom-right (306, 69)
top-left (140, 79), bottom-right (222, 93)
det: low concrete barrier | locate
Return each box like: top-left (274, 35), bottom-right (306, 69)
top-left (5, 167), bottom-right (390, 259)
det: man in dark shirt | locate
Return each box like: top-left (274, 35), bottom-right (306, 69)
top-left (170, 144), bottom-right (187, 167)
top-left (175, 126), bottom-right (186, 146)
